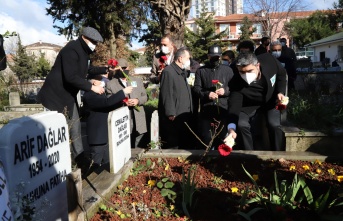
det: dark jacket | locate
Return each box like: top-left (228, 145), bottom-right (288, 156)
top-left (254, 45), bottom-right (268, 56)
top-left (37, 37), bottom-right (93, 117)
top-left (83, 89), bottom-right (125, 145)
top-left (278, 46), bottom-right (297, 80)
top-left (0, 35), bottom-right (6, 71)
top-left (193, 63), bottom-right (234, 111)
top-left (228, 53), bottom-right (287, 125)
top-left (158, 62), bottom-right (193, 117)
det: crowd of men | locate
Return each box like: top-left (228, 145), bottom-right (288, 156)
top-left (37, 26), bottom-right (296, 176)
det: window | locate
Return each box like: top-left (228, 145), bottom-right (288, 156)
top-left (236, 23), bottom-right (241, 34)
top-left (253, 24), bottom-right (262, 35)
top-left (338, 46), bottom-right (343, 62)
top-left (219, 24), bottom-right (230, 34)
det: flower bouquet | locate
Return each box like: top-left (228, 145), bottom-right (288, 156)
top-left (159, 55), bottom-right (168, 71)
top-left (218, 136), bottom-right (235, 157)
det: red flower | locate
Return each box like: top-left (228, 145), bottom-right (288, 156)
top-left (160, 55), bottom-right (168, 61)
top-left (275, 103), bottom-right (287, 110)
top-left (122, 97), bottom-right (129, 104)
top-left (218, 144), bottom-right (232, 156)
top-left (107, 58), bottom-right (118, 68)
top-left (212, 79), bottom-right (219, 84)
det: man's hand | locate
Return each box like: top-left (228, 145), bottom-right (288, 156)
top-left (91, 79), bottom-right (101, 86)
top-left (215, 88), bottom-right (225, 96)
top-left (209, 92), bottom-right (218, 100)
top-left (123, 86), bottom-right (133, 95)
top-left (91, 85), bottom-right (104, 94)
top-left (277, 93), bottom-right (286, 103)
top-left (127, 98), bottom-right (139, 107)
top-left (168, 115), bottom-right (176, 121)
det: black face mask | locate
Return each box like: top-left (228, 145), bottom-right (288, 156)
top-left (209, 56), bottom-right (220, 67)
top-left (115, 69), bottom-right (130, 79)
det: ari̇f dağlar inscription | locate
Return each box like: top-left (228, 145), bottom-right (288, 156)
top-left (108, 107), bottom-right (131, 174)
top-left (0, 112), bottom-right (71, 221)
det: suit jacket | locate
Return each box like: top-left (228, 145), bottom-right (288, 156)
top-left (158, 62), bottom-right (193, 117)
top-left (228, 53), bottom-right (287, 125)
top-left (83, 89), bottom-right (125, 145)
top-left (106, 76), bottom-right (147, 134)
top-left (37, 37), bottom-right (93, 117)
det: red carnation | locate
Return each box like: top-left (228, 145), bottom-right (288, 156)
top-left (218, 144), bottom-right (232, 157)
top-left (212, 79), bottom-right (219, 84)
top-left (108, 58), bottom-right (118, 68)
top-left (161, 55), bottom-right (168, 61)
top-left (122, 97), bottom-right (129, 104)
top-left (275, 103), bottom-right (287, 111)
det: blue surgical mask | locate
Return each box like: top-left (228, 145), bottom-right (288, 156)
top-left (222, 60), bottom-right (229, 65)
top-left (281, 42), bottom-right (286, 47)
top-left (272, 51), bottom-right (281, 58)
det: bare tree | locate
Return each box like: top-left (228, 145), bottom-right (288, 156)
top-left (150, 0), bottom-right (192, 48)
top-left (245, 0), bottom-right (307, 40)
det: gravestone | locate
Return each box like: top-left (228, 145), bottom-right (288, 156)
top-left (150, 110), bottom-right (160, 148)
top-left (0, 163), bottom-right (12, 221)
top-left (9, 92), bottom-right (20, 106)
top-left (108, 107), bottom-right (131, 174)
top-left (0, 112), bottom-right (71, 221)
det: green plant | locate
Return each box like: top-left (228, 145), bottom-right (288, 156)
top-left (156, 177), bottom-right (176, 203)
top-left (181, 166), bottom-right (198, 217)
top-left (212, 175), bottom-right (224, 185)
top-left (131, 158), bottom-right (154, 176)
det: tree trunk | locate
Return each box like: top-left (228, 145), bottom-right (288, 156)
top-left (109, 23), bottom-right (117, 58)
top-left (151, 0), bottom-right (191, 48)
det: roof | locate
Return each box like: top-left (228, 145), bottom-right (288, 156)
top-left (306, 31), bottom-right (343, 47)
top-left (25, 42), bottom-right (63, 49)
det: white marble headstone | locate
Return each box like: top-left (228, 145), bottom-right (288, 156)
top-left (150, 110), bottom-right (160, 148)
top-left (108, 107), bottom-right (131, 174)
top-left (0, 163), bottom-right (12, 221)
top-left (0, 112), bottom-right (71, 221)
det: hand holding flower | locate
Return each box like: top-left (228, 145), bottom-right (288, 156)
top-left (215, 88), bottom-right (225, 96)
top-left (275, 94), bottom-right (289, 111)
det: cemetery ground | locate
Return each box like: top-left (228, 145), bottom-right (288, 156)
top-left (87, 149), bottom-right (343, 221)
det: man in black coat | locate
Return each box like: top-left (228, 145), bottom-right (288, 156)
top-left (278, 38), bottom-right (297, 90)
top-left (225, 52), bottom-right (287, 151)
top-left (83, 73), bottom-right (132, 170)
top-left (254, 36), bottom-right (270, 56)
top-left (0, 34), bottom-right (6, 71)
top-left (37, 27), bottom-right (105, 168)
top-left (158, 47), bottom-right (193, 149)
top-left (193, 45), bottom-right (234, 148)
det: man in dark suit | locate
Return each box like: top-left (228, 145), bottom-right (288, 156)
top-left (254, 36), bottom-right (270, 56)
top-left (37, 27), bottom-right (105, 169)
top-left (279, 38), bottom-right (297, 90)
top-left (225, 52), bottom-right (287, 151)
top-left (150, 34), bottom-right (177, 84)
top-left (106, 58), bottom-right (148, 148)
top-left (158, 47), bottom-right (193, 149)
top-left (83, 73), bottom-right (133, 170)
top-left (0, 34), bottom-right (6, 71)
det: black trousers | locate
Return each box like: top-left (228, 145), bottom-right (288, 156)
top-left (237, 108), bottom-right (282, 151)
top-left (90, 143), bottom-right (109, 165)
top-left (198, 106), bottom-right (228, 149)
top-left (160, 113), bottom-right (192, 149)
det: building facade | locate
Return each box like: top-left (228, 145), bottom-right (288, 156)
top-left (190, 0), bottom-right (243, 18)
top-left (25, 41), bottom-right (63, 65)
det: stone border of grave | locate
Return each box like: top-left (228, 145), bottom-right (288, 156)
top-left (80, 148), bottom-right (343, 219)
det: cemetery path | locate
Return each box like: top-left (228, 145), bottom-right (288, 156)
top-left (90, 156), bottom-right (343, 221)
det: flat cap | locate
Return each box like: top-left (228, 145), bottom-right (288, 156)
top-left (81, 27), bottom-right (103, 43)
top-left (117, 58), bottom-right (128, 67)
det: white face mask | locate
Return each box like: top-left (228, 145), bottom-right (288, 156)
top-left (161, 46), bottom-right (170, 55)
top-left (241, 72), bottom-right (257, 84)
top-left (183, 59), bottom-right (191, 69)
top-left (87, 41), bottom-right (96, 51)
top-left (272, 51), bottom-right (281, 58)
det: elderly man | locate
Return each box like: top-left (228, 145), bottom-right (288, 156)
top-left (150, 34), bottom-right (177, 84)
top-left (226, 52), bottom-right (287, 151)
top-left (37, 27), bottom-right (105, 170)
top-left (158, 47), bottom-right (193, 149)
top-left (106, 58), bottom-right (148, 148)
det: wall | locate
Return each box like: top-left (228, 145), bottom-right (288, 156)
top-left (312, 41), bottom-right (343, 68)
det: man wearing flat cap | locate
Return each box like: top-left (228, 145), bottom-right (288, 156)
top-left (37, 26), bottom-right (105, 172)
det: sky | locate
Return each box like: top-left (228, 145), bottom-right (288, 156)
top-left (0, 0), bottom-right (337, 51)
